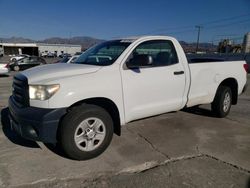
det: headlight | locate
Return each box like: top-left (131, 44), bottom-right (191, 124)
top-left (29, 84), bottom-right (60, 100)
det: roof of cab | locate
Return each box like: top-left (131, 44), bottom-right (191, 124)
top-left (117, 35), bottom-right (175, 43)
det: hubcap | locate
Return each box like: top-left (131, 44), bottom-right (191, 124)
top-left (223, 92), bottom-right (231, 112)
top-left (14, 66), bottom-right (19, 71)
top-left (74, 117), bottom-right (106, 152)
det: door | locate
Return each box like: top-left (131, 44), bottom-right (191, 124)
top-left (18, 57), bottom-right (30, 70)
top-left (121, 40), bottom-right (186, 122)
top-left (29, 57), bottom-right (40, 68)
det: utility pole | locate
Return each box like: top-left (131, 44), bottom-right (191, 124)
top-left (195, 25), bottom-right (202, 53)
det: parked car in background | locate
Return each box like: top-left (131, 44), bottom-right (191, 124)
top-left (74, 52), bottom-right (83, 55)
top-left (8, 56), bottom-right (46, 71)
top-left (53, 55), bottom-right (72, 63)
top-left (59, 53), bottom-right (71, 58)
top-left (10, 54), bottom-right (30, 62)
top-left (66, 55), bottom-right (79, 63)
top-left (47, 52), bottom-right (57, 58)
top-left (0, 63), bottom-right (9, 75)
top-left (55, 55), bottom-right (79, 64)
top-left (41, 52), bottom-right (48, 57)
top-left (41, 52), bottom-right (57, 58)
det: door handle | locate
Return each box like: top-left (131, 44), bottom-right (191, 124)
top-left (174, 71), bottom-right (184, 75)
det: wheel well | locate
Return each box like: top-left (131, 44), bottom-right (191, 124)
top-left (218, 78), bottom-right (238, 105)
top-left (67, 97), bottom-right (121, 136)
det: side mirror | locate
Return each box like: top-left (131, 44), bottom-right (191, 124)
top-left (126, 54), bottom-right (153, 69)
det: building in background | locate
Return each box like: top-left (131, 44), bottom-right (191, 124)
top-left (0, 43), bottom-right (81, 56)
top-left (243, 32), bottom-right (250, 53)
top-left (37, 43), bottom-right (81, 57)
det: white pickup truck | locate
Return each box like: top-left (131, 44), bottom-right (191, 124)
top-left (9, 36), bottom-right (248, 160)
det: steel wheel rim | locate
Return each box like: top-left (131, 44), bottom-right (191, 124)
top-left (14, 66), bottom-right (19, 71)
top-left (223, 92), bottom-right (231, 112)
top-left (74, 117), bottom-right (106, 152)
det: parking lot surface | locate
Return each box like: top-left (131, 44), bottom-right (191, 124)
top-left (0, 71), bottom-right (249, 187)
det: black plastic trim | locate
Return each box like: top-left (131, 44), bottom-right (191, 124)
top-left (8, 96), bottom-right (67, 143)
top-left (12, 73), bottom-right (29, 107)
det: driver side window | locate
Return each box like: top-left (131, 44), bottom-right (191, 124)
top-left (21, 58), bottom-right (29, 63)
top-left (130, 40), bottom-right (178, 67)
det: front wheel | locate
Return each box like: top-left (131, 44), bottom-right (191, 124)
top-left (59, 104), bottom-right (114, 160)
top-left (211, 86), bottom-right (232, 118)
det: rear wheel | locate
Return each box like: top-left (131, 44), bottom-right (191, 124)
top-left (60, 104), bottom-right (114, 160)
top-left (211, 86), bottom-right (232, 118)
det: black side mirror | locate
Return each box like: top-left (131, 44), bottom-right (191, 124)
top-left (126, 54), bottom-right (153, 69)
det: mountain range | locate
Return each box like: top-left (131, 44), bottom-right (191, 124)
top-left (0, 36), bottom-right (217, 52)
top-left (0, 36), bottom-right (104, 50)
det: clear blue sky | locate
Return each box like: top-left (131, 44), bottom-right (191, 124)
top-left (0, 0), bottom-right (250, 43)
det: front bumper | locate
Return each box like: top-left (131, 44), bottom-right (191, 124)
top-left (8, 96), bottom-right (67, 143)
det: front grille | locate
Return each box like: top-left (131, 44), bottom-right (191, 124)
top-left (12, 74), bottom-right (29, 107)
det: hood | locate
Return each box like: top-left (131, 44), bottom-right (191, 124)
top-left (21, 63), bottom-right (101, 84)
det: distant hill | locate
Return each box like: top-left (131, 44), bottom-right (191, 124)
top-left (38, 36), bottom-right (104, 50)
top-left (0, 37), bottom-right (35, 43)
top-left (179, 41), bottom-right (217, 53)
top-left (0, 36), bottom-right (104, 50)
top-left (0, 36), bottom-right (217, 52)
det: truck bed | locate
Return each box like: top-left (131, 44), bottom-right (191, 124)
top-left (186, 60), bottom-right (247, 107)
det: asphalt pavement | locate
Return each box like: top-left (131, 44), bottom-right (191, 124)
top-left (0, 71), bottom-right (249, 188)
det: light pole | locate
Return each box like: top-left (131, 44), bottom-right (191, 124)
top-left (195, 25), bottom-right (202, 53)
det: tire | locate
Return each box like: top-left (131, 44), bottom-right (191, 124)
top-left (211, 86), bottom-right (232, 118)
top-left (13, 65), bottom-right (20, 71)
top-left (60, 104), bottom-right (114, 160)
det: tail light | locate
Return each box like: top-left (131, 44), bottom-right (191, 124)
top-left (4, 63), bottom-right (9, 68)
top-left (243, 64), bottom-right (248, 73)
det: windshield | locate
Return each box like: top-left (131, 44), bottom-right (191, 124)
top-left (74, 40), bottom-right (131, 66)
top-left (18, 57), bottom-right (28, 61)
